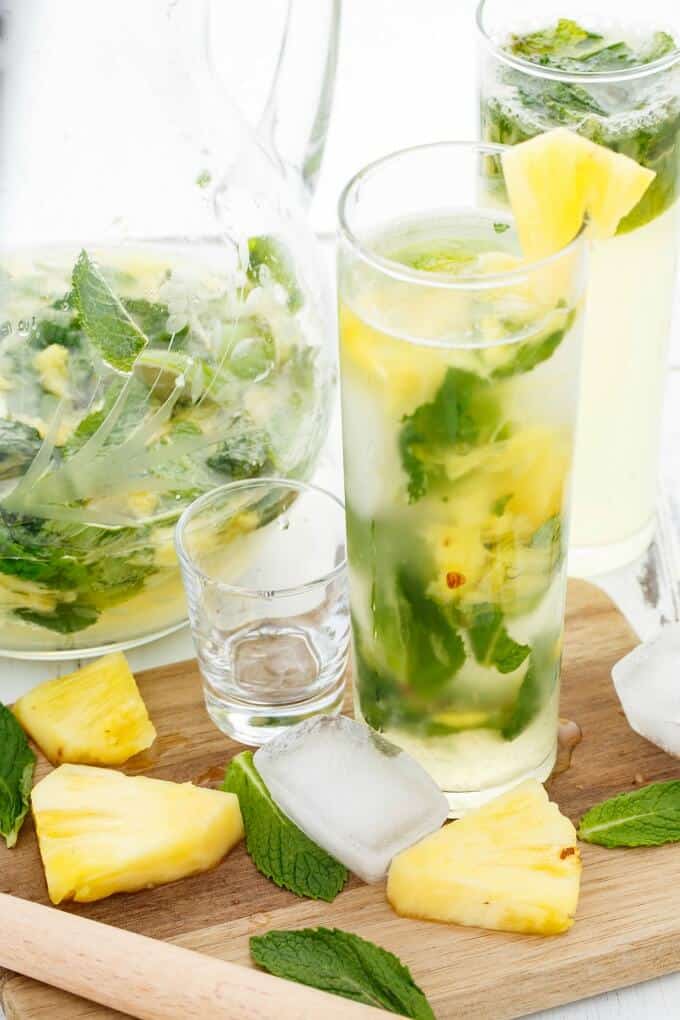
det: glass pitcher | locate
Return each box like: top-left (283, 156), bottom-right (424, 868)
top-left (0, 0), bottom-right (340, 658)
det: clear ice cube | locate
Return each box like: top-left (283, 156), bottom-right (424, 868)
top-left (254, 715), bottom-right (449, 883)
top-left (613, 624), bottom-right (680, 756)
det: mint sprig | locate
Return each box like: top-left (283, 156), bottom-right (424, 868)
top-left (223, 751), bottom-right (347, 901)
top-left (468, 603), bottom-right (530, 674)
top-left (72, 250), bottom-right (148, 372)
top-left (0, 704), bottom-right (36, 848)
top-left (578, 780), bottom-right (680, 848)
top-left (250, 928), bottom-right (436, 1020)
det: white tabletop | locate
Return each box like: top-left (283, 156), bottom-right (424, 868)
top-left (4, 1), bottom-right (680, 1017)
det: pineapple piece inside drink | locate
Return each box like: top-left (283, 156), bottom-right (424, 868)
top-left (13, 652), bottom-right (156, 766)
top-left (387, 780), bottom-right (581, 935)
top-left (32, 764), bottom-right (244, 904)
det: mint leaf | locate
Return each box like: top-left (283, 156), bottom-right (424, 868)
top-left (501, 632), bottom-right (560, 740)
top-left (0, 703), bottom-right (36, 847)
top-left (578, 781), bottom-right (680, 848)
top-left (399, 368), bottom-right (500, 502)
top-left (491, 312), bottom-right (574, 381)
top-left (122, 298), bottom-right (189, 349)
top-left (640, 31), bottom-right (676, 63)
top-left (509, 18), bottom-right (599, 61)
top-left (468, 604), bottom-right (530, 674)
top-left (250, 928), bottom-right (436, 1020)
top-left (501, 661), bottom-right (541, 740)
top-left (247, 235), bottom-right (303, 313)
top-left (395, 569), bottom-right (465, 697)
top-left (223, 751), bottom-right (347, 901)
top-left (15, 602), bottom-right (99, 634)
top-left (72, 251), bottom-right (148, 372)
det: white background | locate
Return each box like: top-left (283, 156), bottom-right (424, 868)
top-left (4, 1), bottom-right (680, 1017)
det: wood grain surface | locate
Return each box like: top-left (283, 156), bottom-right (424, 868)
top-left (2, 579), bottom-right (680, 1020)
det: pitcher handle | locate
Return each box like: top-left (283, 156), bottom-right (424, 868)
top-left (258, 0), bottom-right (341, 206)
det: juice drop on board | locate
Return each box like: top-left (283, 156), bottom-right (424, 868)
top-left (552, 719), bottom-right (583, 777)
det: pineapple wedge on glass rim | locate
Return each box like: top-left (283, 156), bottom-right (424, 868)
top-left (31, 764), bottom-right (244, 905)
top-left (13, 652), bottom-right (156, 766)
top-left (387, 780), bottom-right (581, 935)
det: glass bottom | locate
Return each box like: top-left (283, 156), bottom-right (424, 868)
top-left (568, 518), bottom-right (655, 578)
top-left (0, 619), bottom-right (189, 661)
top-left (203, 668), bottom-right (346, 746)
top-left (444, 744), bottom-right (557, 818)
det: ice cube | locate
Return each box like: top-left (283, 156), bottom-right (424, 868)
top-left (613, 624), bottom-right (680, 756)
top-left (254, 715), bottom-right (449, 884)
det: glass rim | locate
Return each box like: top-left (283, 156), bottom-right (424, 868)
top-left (174, 477), bottom-right (347, 598)
top-left (337, 140), bottom-right (586, 291)
top-left (475, 0), bottom-right (680, 84)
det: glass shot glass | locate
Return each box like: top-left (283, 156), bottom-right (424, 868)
top-left (175, 478), bottom-right (350, 744)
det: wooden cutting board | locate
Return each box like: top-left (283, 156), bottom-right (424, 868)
top-left (2, 579), bottom-right (680, 1020)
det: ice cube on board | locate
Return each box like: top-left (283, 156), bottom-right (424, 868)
top-left (613, 624), bottom-right (680, 756)
top-left (254, 715), bottom-right (449, 883)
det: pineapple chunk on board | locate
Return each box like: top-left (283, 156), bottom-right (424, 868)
top-left (32, 764), bottom-right (244, 905)
top-left (13, 652), bottom-right (156, 766)
top-left (387, 780), bottom-right (581, 935)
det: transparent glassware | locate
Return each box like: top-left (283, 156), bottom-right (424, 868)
top-left (176, 479), bottom-right (350, 744)
top-left (0, 0), bottom-right (340, 658)
top-left (477, 0), bottom-right (680, 576)
top-left (338, 142), bottom-right (587, 813)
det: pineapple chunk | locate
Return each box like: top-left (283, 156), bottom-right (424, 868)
top-left (387, 780), bottom-right (581, 935)
top-left (34, 343), bottom-right (70, 398)
top-left (32, 764), bottom-right (244, 904)
top-left (502, 128), bottom-right (655, 258)
top-left (13, 653), bottom-right (156, 766)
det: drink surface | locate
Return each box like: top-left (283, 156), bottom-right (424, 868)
top-left (0, 242), bottom-right (328, 654)
top-left (340, 213), bottom-right (583, 802)
top-left (481, 18), bottom-right (680, 570)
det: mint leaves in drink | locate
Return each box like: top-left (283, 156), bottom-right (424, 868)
top-left (223, 751), bottom-right (348, 901)
top-left (250, 928), bottom-right (436, 1020)
top-left (579, 780), bottom-right (680, 847)
top-left (72, 250), bottom-right (149, 372)
top-left (482, 20), bottom-right (680, 233)
top-left (0, 703), bottom-right (36, 847)
top-left (399, 368), bottom-right (501, 502)
top-left (468, 603), bottom-right (530, 674)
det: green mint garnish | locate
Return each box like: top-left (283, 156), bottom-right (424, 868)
top-left (247, 235), bottom-right (303, 313)
top-left (72, 250), bottom-right (149, 373)
top-left (493, 222), bottom-right (510, 234)
top-left (0, 704), bottom-right (36, 848)
top-left (501, 662), bottom-right (541, 740)
top-left (468, 603), bottom-right (530, 674)
top-left (250, 928), bottom-right (436, 1019)
top-left (223, 751), bottom-right (348, 901)
top-left (399, 368), bottom-right (501, 502)
top-left (578, 781), bottom-right (680, 847)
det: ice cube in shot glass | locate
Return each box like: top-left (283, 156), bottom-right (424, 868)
top-left (254, 715), bottom-right (450, 883)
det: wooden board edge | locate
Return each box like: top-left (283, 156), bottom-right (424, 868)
top-left (487, 931), bottom-right (680, 1020)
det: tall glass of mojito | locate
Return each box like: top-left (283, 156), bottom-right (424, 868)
top-left (338, 143), bottom-right (587, 813)
top-left (478, 0), bottom-right (680, 575)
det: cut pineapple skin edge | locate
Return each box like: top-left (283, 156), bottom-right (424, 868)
top-left (387, 780), bottom-right (581, 936)
top-left (13, 652), bottom-right (156, 766)
top-left (31, 764), bottom-right (244, 905)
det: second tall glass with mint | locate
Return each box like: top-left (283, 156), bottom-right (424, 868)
top-left (338, 144), bottom-right (586, 813)
top-left (478, 0), bottom-right (680, 574)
